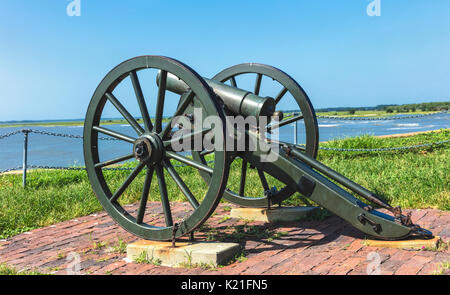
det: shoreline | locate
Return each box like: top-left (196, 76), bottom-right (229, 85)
top-left (0, 111), bottom-right (446, 128)
top-left (375, 128), bottom-right (448, 138)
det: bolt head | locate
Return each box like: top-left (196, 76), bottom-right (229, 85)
top-left (134, 142), bottom-right (148, 160)
top-left (272, 110), bottom-right (284, 121)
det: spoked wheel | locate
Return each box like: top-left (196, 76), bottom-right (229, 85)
top-left (84, 56), bottom-right (229, 240)
top-left (193, 63), bottom-right (319, 207)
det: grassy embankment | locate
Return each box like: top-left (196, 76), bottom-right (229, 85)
top-left (314, 109), bottom-right (442, 118)
top-left (0, 130), bottom-right (448, 239)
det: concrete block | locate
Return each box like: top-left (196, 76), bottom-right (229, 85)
top-left (229, 206), bottom-right (318, 223)
top-left (127, 240), bottom-right (241, 267)
top-left (363, 236), bottom-right (442, 250)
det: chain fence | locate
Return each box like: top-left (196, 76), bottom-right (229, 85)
top-left (0, 114), bottom-right (449, 183)
top-left (20, 129), bottom-right (119, 140)
top-left (0, 129), bottom-right (129, 183)
top-left (295, 139), bottom-right (450, 152)
top-left (0, 130), bottom-right (24, 140)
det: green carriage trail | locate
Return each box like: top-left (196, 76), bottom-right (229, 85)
top-left (0, 129), bottom-right (449, 239)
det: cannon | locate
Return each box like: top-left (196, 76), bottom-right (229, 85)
top-left (83, 56), bottom-right (432, 242)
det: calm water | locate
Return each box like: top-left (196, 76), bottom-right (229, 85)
top-left (0, 113), bottom-right (449, 170)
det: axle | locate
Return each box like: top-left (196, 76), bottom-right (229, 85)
top-left (157, 71), bottom-right (276, 120)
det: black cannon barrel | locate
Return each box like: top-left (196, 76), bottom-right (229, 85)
top-left (157, 71), bottom-right (276, 120)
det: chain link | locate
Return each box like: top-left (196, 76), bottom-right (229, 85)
top-left (0, 165), bottom-right (136, 174)
top-left (295, 139), bottom-right (450, 152)
top-left (0, 166), bottom-right (24, 174)
top-left (27, 129), bottom-right (118, 140)
top-left (316, 110), bottom-right (449, 121)
top-left (0, 130), bottom-right (24, 140)
top-left (27, 130), bottom-right (83, 139)
top-left (27, 165), bottom-right (136, 171)
top-left (0, 129), bottom-right (118, 140)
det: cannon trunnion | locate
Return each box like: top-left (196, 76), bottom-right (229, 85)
top-left (83, 55), bottom-right (432, 242)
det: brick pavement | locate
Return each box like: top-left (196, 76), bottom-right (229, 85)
top-left (0, 203), bottom-right (448, 275)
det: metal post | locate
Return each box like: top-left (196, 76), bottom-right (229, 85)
top-left (294, 113), bottom-right (298, 145)
top-left (22, 129), bottom-right (30, 188)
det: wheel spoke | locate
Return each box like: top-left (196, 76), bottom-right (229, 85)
top-left (166, 151), bottom-right (213, 174)
top-left (136, 166), bottom-right (154, 224)
top-left (230, 76), bottom-right (237, 87)
top-left (239, 158), bottom-right (247, 196)
top-left (105, 92), bottom-right (145, 135)
top-left (269, 139), bottom-right (306, 151)
top-left (200, 149), bottom-right (214, 156)
top-left (164, 160), bottom-right (199, 209)
top-left (93, 126), bottom-right (136, 143)
top-left (274, 87), bottom-right (288, 104)
top-left (155, 70), bottom-right (167, 133)
top-left (257, 169), bottom-right (270, 191)
top-left (130, 71), bottom-right (153, 132)
top-left (160, 91), bottom-right (195, 139)
top-left (110, 162), bottom-right (145, 203)
top-left (267, 114), bottom-right (304, 132)
top-left (294, 144), bottom-right (306, 151)
top-left (95, 153), bottom-right (135, 168)
top-left (155, 164), bottom-right (173, 227)
top-left (164, 127), bottom-right (212, 148)
top-left (254, 73), bottom-right (263, 95)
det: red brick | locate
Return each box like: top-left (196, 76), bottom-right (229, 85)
top-left (328, 257), bottom-right (362, 275)
top-left (394, 254), bottom-right (433, 275)
top-left (0, 205), bottom-right (447, 275)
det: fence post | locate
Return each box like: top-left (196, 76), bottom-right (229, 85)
top-left (293, 113), bottom-right (298, 145)
top-left (22, 129), bottom-right (30, 188)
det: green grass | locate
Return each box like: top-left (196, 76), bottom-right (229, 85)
top-left (133, 251), bottom-right (162, 266)
top-left (433, 261), bottom-right (450, 275)
top-left (0, 263), bottom-right (48, 275)
top-left (0, 130), bottom-right (448, 239)
top-left (111, 237), bottom-right (127, 254)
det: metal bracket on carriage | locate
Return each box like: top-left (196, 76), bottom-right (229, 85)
top-left (357, 213), bottom-right (382, 234)
top-left (350, 183), bottom-right (432, 238)
top-left (172, 223), bottom-right (179, 248)
top-left (392, 206), bottom-right (412, 226)
top-left (264, 186), bottom-right (278, 210)
top-left (359, 195), bottom-right (431, 238)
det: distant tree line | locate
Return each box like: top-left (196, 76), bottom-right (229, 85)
top-left (383, 102), bottom-right (449, 113)
top-left (305, 102), bottom-right (449, 114)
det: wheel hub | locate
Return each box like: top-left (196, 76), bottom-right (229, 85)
top-left (133, 133), bottom-right (164, 164)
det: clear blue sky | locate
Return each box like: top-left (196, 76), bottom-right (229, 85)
top-left (1, 0), bottom-right (449, 121)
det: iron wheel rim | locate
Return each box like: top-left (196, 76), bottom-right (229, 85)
top-left (83, 56), bottom-right (229, 240)
top-left (193, 63), bottom-right (318, 207)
